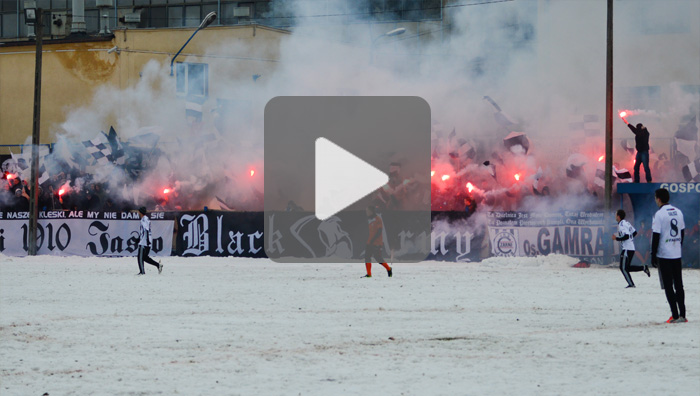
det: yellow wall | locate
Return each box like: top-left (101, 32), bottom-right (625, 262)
top-left (0, 25), bottom-right (288, 152)
top-left (0, 41), bottom-right (117, 150)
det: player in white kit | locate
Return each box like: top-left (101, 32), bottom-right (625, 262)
top-left (136, 207), bottom-right (164, 276)
top-left (612, 209), bottom-right (649, 288)
top-left (651, 189), bottom-right (686, 323)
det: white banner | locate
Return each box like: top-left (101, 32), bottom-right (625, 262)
top-left (0, 212), bottom-right (173, 257)
top-left (487, 211), bottom-right (607, 263)
top-left (489, 226), bottom-right (606, 258)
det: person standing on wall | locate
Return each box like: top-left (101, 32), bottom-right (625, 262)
top-left (612, 209), bottom-right (650, 288)
top-left (651, 189), bottom-right (686, 323)
top-left (620, 116), bottom-right (652, 183)
top-left (136, 207), bottom-right (164, 276)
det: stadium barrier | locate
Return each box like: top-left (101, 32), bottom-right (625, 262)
top-left (0, 210), bottom-right (174, 257)
top-left (1, 207), bottom-right (697, 267)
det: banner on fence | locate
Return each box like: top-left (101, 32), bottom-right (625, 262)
top-left (0, 210), bottom-right (174, 257)
top-left (176, 211), bottom-right (266, 257)
top-left (487, 211), bottom-right (607, 263)
top-left (174, 211), bottom-right (480, 261)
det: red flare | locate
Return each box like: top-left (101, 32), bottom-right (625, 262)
top-left (6, 173), bottom-right (15, 180)
top-left (619, 111), bottom-right (627, 118)
top-left (250, 169), bottom-right (255, 177)
top-left (430, 170), bottom-right (435, 177)
top-left (58, 189), bottom-right (65, 196)
top-left (466, 182), bottom-right (474, 193)
top-left (163, 188), bottom-right (171, 194)
top-left (514, 173), bottom-right (521, 181)
top-left (598, 155), bottom-right (604, 162)
top-left (441, 175), bottom-right (450, 181)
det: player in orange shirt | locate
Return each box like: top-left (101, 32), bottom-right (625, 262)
top-left (363, 205), bottom-right (392, 278)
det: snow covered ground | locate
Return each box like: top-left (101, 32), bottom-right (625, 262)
top-left (1, 254), bottom-right (698, 396)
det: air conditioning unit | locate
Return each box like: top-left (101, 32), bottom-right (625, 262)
top-left (233, 7), bottom-right (250, 17)
top-left (123, 12), bottom-right (141, 23)
top-left (51, 12), bottom-right (71, 37)
top-left (118, 9), bottom-right (146, 27)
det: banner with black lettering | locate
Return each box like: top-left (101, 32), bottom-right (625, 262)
top-left (487, 211), bottom-right (607, 263)
top-left (0, 211), bottom-right (174, 257)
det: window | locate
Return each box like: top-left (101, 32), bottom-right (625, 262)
top-left (362, 0), bottom-right (442, 23)
top-left (168, 5), bottom-right (182, 27)
top-left (2, 12), bottom-right (16, 38)
top-left (202, 4), bottom-right (217, 21)
top-left (221, 2), bottom-right (236, 25)
top-left (85, 9), bottom-right (99, 32)
top-left (2, 0), bottom-right (18, 11)
top-left (176, 62), bottom-right (209, 98)
top-left (254, 1), bottom-right (270, 20)
top-left (150, 6), bottom-right (167, 27)
top-left (184, 5), bottom-right (200, 27)
top-left (403, 0), bottom-right (422, 21)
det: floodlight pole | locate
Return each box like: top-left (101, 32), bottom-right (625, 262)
top-left (604, 0), bottom-right (614, 263)
top-left (28, 9), bottom-right (43, 255)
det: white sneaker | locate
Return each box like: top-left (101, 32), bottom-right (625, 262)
top-left (158, 261), bottom-right (163, 274)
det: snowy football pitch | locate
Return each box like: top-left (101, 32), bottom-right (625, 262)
top-left (1, 255), bottom-right (698, 395)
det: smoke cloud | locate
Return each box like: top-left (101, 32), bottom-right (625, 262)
top-left (3, 0), bottom-right (697, 222)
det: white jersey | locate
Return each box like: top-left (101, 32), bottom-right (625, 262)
top-left (617, 219), bottom-right (636, 251)
top-left (139, 215), bottom-right (152, 247)
top-left (652, 204), bottom-right (685, 259)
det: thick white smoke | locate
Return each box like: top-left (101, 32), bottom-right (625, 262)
top-left (9, 0), bottom-right (695, 217)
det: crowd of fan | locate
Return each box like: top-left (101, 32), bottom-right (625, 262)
top-left (0, 166), bottom-right (225, 212)
top-left (1, 171), bottom-right (128, 212)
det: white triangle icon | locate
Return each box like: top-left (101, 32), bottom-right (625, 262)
top-left (315, 137), bottom-right (389, 221)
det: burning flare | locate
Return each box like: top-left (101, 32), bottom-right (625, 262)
top-left (250, 169), bottom-right (255, 177)
top-left (441, 175), bottom-right (450, 181)
top-left (598, 155), bottom-right (604, 162)
top-left (431, 170), bottom-right (435, 177)
top-left (163, 188), bottom-right (171, 194)
top-left (58, 189), bottom-right (65, 196)
top-left (514, 173), bottom-right (521, 181)
top-left (466, 182), bottom-right (474, 193)
top-left (619, 111), bottom-right (627, 118)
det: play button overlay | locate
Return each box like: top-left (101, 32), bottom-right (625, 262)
top-left (315, 137), bottom-right (389, 221)
top-left (264, 96), bottom-right (431, 263)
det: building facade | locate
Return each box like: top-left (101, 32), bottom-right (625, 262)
top-left (0, 24), bottom-right (288, 149)
top-left (1, 0), bottom-right (444, 39)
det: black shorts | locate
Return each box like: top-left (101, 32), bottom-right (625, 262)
top-left (365, 245), bottom-right (385, 263)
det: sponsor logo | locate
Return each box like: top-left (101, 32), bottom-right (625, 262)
top-left (494, 231), bottom-right (517, 256)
